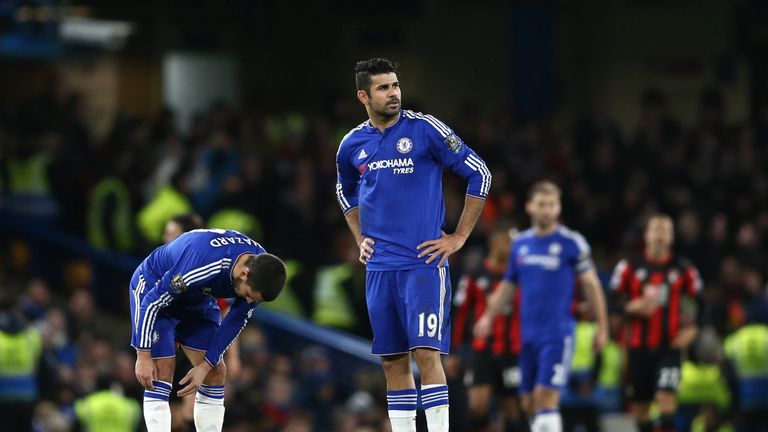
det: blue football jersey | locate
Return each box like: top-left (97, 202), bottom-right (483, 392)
top-left (133, 229), bottom-right (266, 366)
top-left (336, 110), bottom-right (491, 270)
top-left (503, 226), bottom-right (593, 341)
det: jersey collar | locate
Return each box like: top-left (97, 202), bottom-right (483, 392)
top-left (533, 224), bottom-right (561, 238)
top-left (365, 110), bottom-right (403, 133)
top-left (644, 251), bottom-right (673, 265)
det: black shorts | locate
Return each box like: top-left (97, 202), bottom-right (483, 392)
top-left (627, 348), bottom-right (682, 402)
top-left (465, 351), bottom-right (520, 396)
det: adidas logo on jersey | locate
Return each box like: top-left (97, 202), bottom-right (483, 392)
top-left (358, 149), bottom-right (368, 159)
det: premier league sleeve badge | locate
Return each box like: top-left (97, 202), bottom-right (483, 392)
top-left (443, 134), bottom-right (463, 154)
top-left (171, 274), bottom-right (188, 294)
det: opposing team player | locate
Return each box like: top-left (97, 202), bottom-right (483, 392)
top-left (130, 229), bottom-right (286, 432)
top-left (335, 58), bottom-right (491, 432)
top-left (475, 181), bottom-right (608, 432)
top-left (453, 224), bottom-right (527, 431)
top-left (610, 214), bottom-right (701, 432)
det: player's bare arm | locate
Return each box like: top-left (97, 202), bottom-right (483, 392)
top-left (135, 349), bottom-right (156, 390)
top-left (578, 268), bottom-right (609, 351)
top-left (671, 298), bottom-right (699, 349)
top-left (473, 280), bottom-right (515, 339)
top-left (344, 208), bottom-right (375, 264)
top-left (625, 297), bottom-right (658, 318)
top-left (418, 195), bottom-right (485, 267)
top-left (671, 325), bottom-right (698, 349)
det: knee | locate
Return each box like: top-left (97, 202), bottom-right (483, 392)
top-left (155, 360), bottom-right (175, 382)
top-left (412, 349), bottom-right (441, 372)
top-left (655, 391), bottom-right (677, 414)
top-left (533, 387), bottom-right (559, 410)
top-left (468, 397), bottom-right (490, 416)
top-left (521, 395), bottom-right (534, 418)
top-left (381, 354), bottom-right (411, 377)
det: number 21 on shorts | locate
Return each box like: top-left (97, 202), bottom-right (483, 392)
top-left (418, 312), bottom-right (438, 338)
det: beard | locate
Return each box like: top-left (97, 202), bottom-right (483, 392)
top-left (373, 98), bottom-right (400, 118)
top-left (534, 218), bottom-right (555, 230)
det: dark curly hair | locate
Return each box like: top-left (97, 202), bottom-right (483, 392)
top-left (355, 58), bottom-right (399, 93)
top-left (245, 253), bottom-right (287, 302)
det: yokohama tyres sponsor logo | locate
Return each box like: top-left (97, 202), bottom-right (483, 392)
top-left (368, 158), bottom-right (414, 171)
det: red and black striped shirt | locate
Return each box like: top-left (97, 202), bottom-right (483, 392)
top-left (610, 254), bottom-right (702, 349)
top-left (452, 261), bottom-right (521, 355)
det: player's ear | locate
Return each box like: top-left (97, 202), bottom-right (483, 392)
top-left (357, 89), bottom-right (369, 105)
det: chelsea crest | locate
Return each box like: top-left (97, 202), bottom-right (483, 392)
top-left (396, 137), bottom-right (413, 154)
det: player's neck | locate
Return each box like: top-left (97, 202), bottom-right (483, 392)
top-left (533, 223), bottom-right (559, 237)
top-left (485, 257), bottom-right (506, 273)
top-left (645, 248), bottom-right (672, 263)
top-left (368, 111), bottom-right (400, 133)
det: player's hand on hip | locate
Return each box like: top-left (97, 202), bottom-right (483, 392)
top-left (359, 238), bottom-right (375, 264)
top-left (135, 351), bottom-right (157, 390)
top-left (417, 233), bottom-right (466, 267)
top-left (177, 362), bottom-right (213, 397)
top-left (473, 314), bottom-right (493, 339)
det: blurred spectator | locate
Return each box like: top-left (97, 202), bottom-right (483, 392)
top-left (677, 328), bottom-right (732, 431)
top-left (19, 278), bottom-right (51, 322)
top-left (74, 374), bottom-right (140, 432)
top-left (32, 400), bottom-right (70, 432)
top-left (295, 346), bottom-right (337, 431)
top-left (162, 213), bottom-right (204, 244)
top-left (67, 288), bottom-right (96, 339)
top-left (312, 230), bottom-right (368, 336)
top-left (724, 300), bottom-right (768, 432)
top-left (136, 172), bottom-right (194, 245)
top-left (189, 128), bottom-right (241, 217)
top-left (38, 307), bottom-right (78, 369)
top-left (87, 176), bottom-right (134, 252)
top-left (0, 292), bottom-right (43, 432)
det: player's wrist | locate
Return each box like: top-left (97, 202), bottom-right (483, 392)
top-left (453, 230), bottom-right (470, 241)
top-left (136, 349), bottom-right (152, 359)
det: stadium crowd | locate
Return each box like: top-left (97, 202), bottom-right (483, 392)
top-left (1, 73), bottom-right (768, 431)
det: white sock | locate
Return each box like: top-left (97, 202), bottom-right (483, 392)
top-left (387, 389), bottom-right (417, 432)
top-left (532, 409), bottom-right (562, 432)
top-left (143, 400), bottom-right (171, 432)
top-left (424, 405), bottom-right (449, 432)
top-left (143, 381), bottom-right (172, 432)
top-left (389, 410), bottom-right (417, 432)
top-left (421, 384), bottom-right (449, 432)
top-left (194, 384), bottom-right (225, 432)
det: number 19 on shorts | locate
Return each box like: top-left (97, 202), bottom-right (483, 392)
top-left (418, 313), bottom-right (438, 338)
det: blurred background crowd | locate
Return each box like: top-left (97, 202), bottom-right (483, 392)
top-left (1, 0), bottom-right (768, 431)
